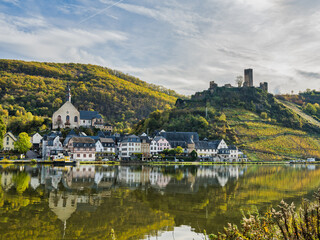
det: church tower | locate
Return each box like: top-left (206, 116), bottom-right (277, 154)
top-left (67, 85), bottom-right (71, 102)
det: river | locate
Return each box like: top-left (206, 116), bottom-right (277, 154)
top-left (0, 164), bottom-right (319, 239)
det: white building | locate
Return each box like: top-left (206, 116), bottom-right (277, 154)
top-left (119, 135), bottom-right (141, 159)
top-left (31, 133), bottom-right (43, 149)
top-left (2, 132), bottom-right (17, 151)
top-left (42, 133), bottom-right (63, 159)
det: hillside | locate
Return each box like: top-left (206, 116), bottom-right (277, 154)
top-left (0, 59), bottom-right (182, 129)
top-left (134, 86), bottom-right (320, 161)
top-left (276, 90), bottom-right (320, 123)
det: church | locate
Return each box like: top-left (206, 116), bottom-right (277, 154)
top-left (52, 86), bottom-right (105, 130)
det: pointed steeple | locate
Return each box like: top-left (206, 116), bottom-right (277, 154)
top-left (66, 85), bottom-right (71, 102)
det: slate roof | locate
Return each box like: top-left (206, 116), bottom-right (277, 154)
top-left (80, 111), bottom-right (102, 120)
top-left (195, 141), bottom-right (220, 150)
top-left (100, 138), bottom-right (115, 147)
top-left (121, 135), bottom-right (141, 143)
top-left (158, 131), bottom-right (199, 148)
top-left (70, 137), bottom-right (95, 147)
top-left (158, 132), bottom-right (199, 142)
top-left (100, 138), bottom-right (115, 143)
top-left (140, 135), bottom-right (151, 143)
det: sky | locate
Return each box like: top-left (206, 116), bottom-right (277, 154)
top-left (0, 0), bottom-right (320, 95)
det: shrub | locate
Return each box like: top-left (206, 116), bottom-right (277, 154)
top-left (210, 188), bottom-right (320, 240)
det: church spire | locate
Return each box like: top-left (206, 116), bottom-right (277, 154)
top-left (67, 85), bottom-right (71, 102)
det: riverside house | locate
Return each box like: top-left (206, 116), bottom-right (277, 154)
top-left (66, 137), bottom-right (95, 161)
top-left (119, 135), bottom-right (141, 160)
top-left (2, 132), bottom-right (17, 151)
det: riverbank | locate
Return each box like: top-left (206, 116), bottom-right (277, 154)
top-left (0, 159), bottom-right (319, 166)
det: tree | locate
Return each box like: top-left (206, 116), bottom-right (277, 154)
top-left (190, 150), bottom-right (198, 161)
top-left (304, 103), bottom-right (317, 115)
top-left (0, 116), bottom-right (6, 149)
top-left (235, 76), bottom-right (244, 88)
top-left (260, 112), bottom-right (268, 119)
top-left (175, 146), bottom-right (184, 155)
top-left (14, 132), bottom-right (32, 154)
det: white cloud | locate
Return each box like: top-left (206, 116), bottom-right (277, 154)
top-left (0, 14), bottom-right (127, 65)
top-left (1, 0), bottom-right (320, 95)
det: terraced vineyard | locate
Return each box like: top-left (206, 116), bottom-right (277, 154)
top-left (225, 108), bottom-right (320, 161)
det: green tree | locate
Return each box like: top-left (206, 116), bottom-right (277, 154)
top-left (261, 112), bottom-right (268, 119)
top-left (0, 116), bottom-right (6, 149)
top-left (175, 146), bottom-right (184, 155)
top-left (304, 103), bottom-right (317, 115)
top-left (190, 150), bottom-right (198, 161)
top-left (14, 132), bottom-right (32, 154)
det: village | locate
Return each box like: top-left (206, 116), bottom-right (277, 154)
top-left (2, 86), bottom-right (246, 163)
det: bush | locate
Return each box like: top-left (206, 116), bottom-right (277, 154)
top-left (210, 188), bottom-right (320, 240)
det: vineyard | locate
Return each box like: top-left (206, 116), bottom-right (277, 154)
top-left (225, 108), bottom-right (320, 161)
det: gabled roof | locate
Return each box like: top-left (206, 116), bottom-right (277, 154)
top-left (122, 135), bottom-right (140, 143)
top-left (195, 141), bottom-right (219, 150)
top-left (159, 131), bottom-right (199, 143)
top-left (4, 132), bottom-right (17, 141)
top-left (69, 137), bottom-right (95, 147)
top-left (100, 138), bottom-right (115, 143)
top-left (80, 111), bottom-right (102, 120)
top-left (140, 135), bottom-right (151, 143)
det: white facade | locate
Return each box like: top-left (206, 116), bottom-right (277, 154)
top-left (52, 101), bottom-right (80, 129)
top-left (95, 140), bottom-right (104, 152)
top-left (3, 132), bottom-right (16, 151)
top-left (119, 135), bottom-right (141, 159)
top-left (31, 133), bottom-right (43, 145)
top-left (80, 119), bottom-right (92, 127)
top-left (42, 136), bottom-right (63, 159)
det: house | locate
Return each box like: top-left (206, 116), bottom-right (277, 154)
top-left (42, 132), bottom-right (63, 159)
top-left (104, 124), bottom-right (113, 132)
top-left (158, 131), bottom-right (199, 153)
top-left (52, 86), bottom-right (80, 129)
top-left (150, 136), bottom-right (170, 155)
top-left (31, 133), bottom-right (43, 150)
top-left (195, 139), bottom-right (229, 158)
top-left (80, 111), bottom-right (104, 128)
top-left (66, 137), bottom-right (95, 161)
top-left (3, 132), bottom-right (17, 151)
top-left (100, 138), bottom-right (116, 154)
top-left (119, 135), bottom-right (141, 160)
top-left (140, 134), bottom-right (151, 160)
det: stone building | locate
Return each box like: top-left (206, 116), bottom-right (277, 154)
top-left (259, 82), bottom-right (268, 92)
top-left (244, 69), bottom-right (253, 87)
top-left (52, 86), bottom-right (80, 129)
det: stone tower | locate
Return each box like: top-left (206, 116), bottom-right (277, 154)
top-left (244, 69), bottom-right (253, 87)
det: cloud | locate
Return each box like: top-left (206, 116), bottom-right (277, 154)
top-left (0, 14), bottom-right (127, 65)
top-left (297, 70), bottom-right (320, 79)
top-left (1, 0), bottom-right (320, 95)
top-left (2, 0), bottom-right (19, 6)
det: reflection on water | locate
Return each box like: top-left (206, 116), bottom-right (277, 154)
top-left (0, 164), bottom-right (319, 239)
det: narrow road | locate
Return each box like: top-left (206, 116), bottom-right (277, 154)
top-left (276, 99), bottom-right (320, 128)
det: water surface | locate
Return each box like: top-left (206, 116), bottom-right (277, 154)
top-left (0, 164), bottom-right (319, 239)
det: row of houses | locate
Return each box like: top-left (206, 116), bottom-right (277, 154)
top-left (40, 130), bottom-right (244, 162)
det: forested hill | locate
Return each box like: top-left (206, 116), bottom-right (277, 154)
top-left (0, 59), bottom-right (182, 125)
top-left (134, 86), bottom-right (320, 161)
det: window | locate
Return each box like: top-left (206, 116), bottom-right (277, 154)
top-left (7, 137), bottom-right (9, 141)
top-left (77, 154), bottom-right (80, 157)
top-left (74, 116), bottom-right (78, 122)
top-left (66, 115), bottom-right (70, 122)
top-left (89, 154), bottom-right (92, 157)
top-left (57, 115), bottom-right (62, 122)
top-left (84, 154), bottom-right (86, 158)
